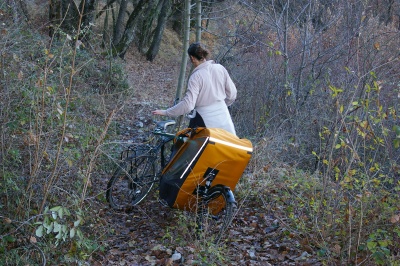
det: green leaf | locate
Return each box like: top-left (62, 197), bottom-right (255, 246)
top-left (3, 235), bottom-right (16, 243)
top-left (46, 222), bottom-right (54, 234)
top-left (378, 240), bottom-right (389, 247)
top-left (381, 247), bottom-right (391, 255)
top-left (393, 125), bottom-right (400, 135)
top-left (335, 144), bottom-right (341, 149)
top-left (76, 229), bottom-right (83, 239)
top-left (53, 221), bottom-right (61, 233)
top-left (367, 241), bottom-right (377, 251)
top-left (317, 249), bottom-right (327, 256)
top-left (65, 207), bottom-right (71, 216)
top-left (55, 232), bottom-right (62, 239)
top-left (58, 207), bottom-right (64, 219)
top-left (62, 224), bottom-right (68, 234)
top-left (70, 228), bottom-right (76, 238)
top-left (312, 151), bottom-right (319, 159)
top-left (35, 225), bottom-right (44, 237)
top-left (394, 139), bottom-right (400, 149)
top-left (50, 206), bottom-right (62, 212)
top-left (43, 220), bottom-right (49, 228)
top-left (74, 219), bottom-right (81, 227)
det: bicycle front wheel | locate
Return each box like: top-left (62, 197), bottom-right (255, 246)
top-left (196, 186), bottom-right (237, 244)
top-left (106, 155), bottom-right (156, 210)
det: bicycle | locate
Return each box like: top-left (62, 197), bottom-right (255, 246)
top-left (106, 120), bottom-right (238, 243)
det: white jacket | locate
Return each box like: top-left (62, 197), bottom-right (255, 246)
top-left (166, 60), bottom-right (237, 135)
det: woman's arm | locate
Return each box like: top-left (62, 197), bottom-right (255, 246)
top-left (152, 77), bottom-right (199, 117)
top-left (224, 68), bottom-right (237, 106)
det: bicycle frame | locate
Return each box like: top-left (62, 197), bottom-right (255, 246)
top-left (194, 170), bottom-right (236, 204)
top-left (123, 120), bottom-right (177, 172)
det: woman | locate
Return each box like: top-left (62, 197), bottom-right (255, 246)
top-left (152, 42), bottom-right (237, 135)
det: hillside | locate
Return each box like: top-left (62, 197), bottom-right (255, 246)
top-left (1, 1), bottom-right (399, 265)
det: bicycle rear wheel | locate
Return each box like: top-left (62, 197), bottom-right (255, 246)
top-left (106, 155), bottom-right (156, 210)
top-left (196, 186), bottom-right (237, 244)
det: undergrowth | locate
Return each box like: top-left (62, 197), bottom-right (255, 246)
top-left (241, 74), bottom-right (400, 265)
top-left (0, 5), bottom-right (130, 264)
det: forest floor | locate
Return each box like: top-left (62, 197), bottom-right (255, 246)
top-left (89, 40), bottom-right (325, 266)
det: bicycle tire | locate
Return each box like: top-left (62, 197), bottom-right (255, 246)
top-left (196, 186), bottom-right (237, 244)
top-left (106, 155), bottom-right (156, 210)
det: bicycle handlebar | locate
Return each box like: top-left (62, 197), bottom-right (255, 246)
top-left (155, 120), bottom-right (176, 132)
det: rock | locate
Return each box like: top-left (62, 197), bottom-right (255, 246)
top-left (135, 121), bottom-right (144, 128)
top-left (171, 252), bottom-right (182, 262)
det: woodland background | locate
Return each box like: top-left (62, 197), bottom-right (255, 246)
top-left (0, 0), bottom-right (399, 265)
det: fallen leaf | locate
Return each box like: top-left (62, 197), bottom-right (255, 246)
top-left (30, 236), bottom-right (37, 243)
top-left (390, 214), bottom-right (400, 223)
top-left (302, 245), bottom-right (313, 253)
top-left (331, 244), bottom-right (341, 254)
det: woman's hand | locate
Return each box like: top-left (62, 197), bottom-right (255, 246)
top-left (152, 110), bottom-right (167, 116)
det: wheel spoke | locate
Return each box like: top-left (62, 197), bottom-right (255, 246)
top-left (196, 187), bottom-right (237, 243)
top-left (106, 155), bottom-right (156, 210)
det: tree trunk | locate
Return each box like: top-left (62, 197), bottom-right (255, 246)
top-left (102, 3), bottom-right (111, 48)
top-left (138, 0), bottom-right (162, 53)
top-left (96, 0), bottom-right (117, 19)
top-left (171, 1), bottom-right (184, 34)
top-left (113, 0), bottom-right (128, 45)
top-left (174, 0), bottom-right (191, 129)
top-left (203, 0), bottom-right (213, 30)
top-left (282, 0), bottom-right (290, 113)
top-left (175, 0), bottom-right (191, 104)
top-left (61, 0), bottom-right (80, 34)
top-left (114, 0), bottom-right (147, 58)
top-left (49, 0), bottom-right (61, 37)
top-left (146, 0), bottom-right (171, 61)
top-left (195, 0), bottom-right (202, 42)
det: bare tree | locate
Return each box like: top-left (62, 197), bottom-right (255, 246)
top-left (112, 0), bottom-right (146, 57)
top-left (195, 0), bottom-right (202, 42)
top-left (108, 0), bottom-right (172, 59)
top-left (175, 0), bottom-right (191, 105)
top-left (147, 0), bottom-right (172, 61)
top-left (113, 0), bottom-right (129, 45)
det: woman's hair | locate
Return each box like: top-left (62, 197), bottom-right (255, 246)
top-left (187, 42), bottom-right (209, 60)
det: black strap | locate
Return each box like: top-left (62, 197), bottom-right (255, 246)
top-left (189, 111), bottom-right (205, 128)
